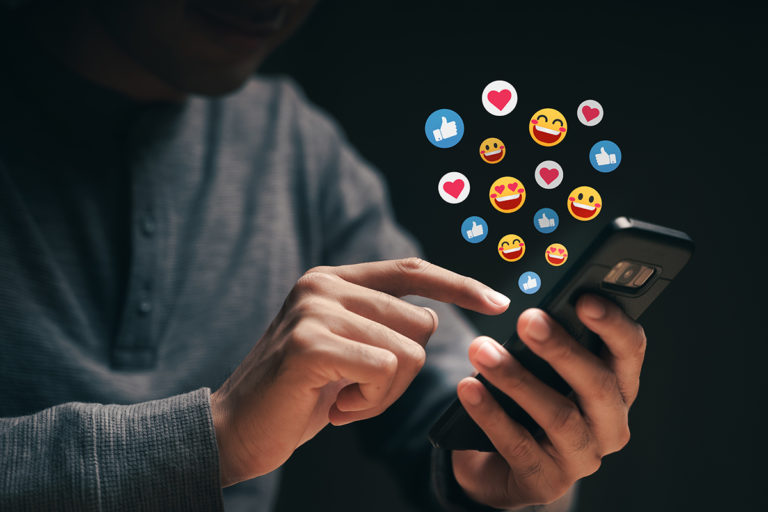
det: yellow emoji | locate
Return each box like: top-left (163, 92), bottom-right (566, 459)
top-left (489, 176), bottom-right (526, 213)
top-left (479, 137), bottom-right (506, 164)
top-left (545, 243), bottom-right (568, 266)
top-left (567, 186), bottom-right (602, 221)
top-left (529, 108), bottom-right (568, 147)
top-left (498, 234), bottom-right (525, 262)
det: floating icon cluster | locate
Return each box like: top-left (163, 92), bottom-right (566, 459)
top-left (427, 83), bottom-right (620, 294)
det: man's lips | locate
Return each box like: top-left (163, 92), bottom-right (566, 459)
top-left (569, 200), bottom-right (599, 218)
top-left (190, 2), bottom-right (288, 39)
top-left (493, 193), bottom-right (522, 211)
top-left (532, 124), bottom-right (563, 144)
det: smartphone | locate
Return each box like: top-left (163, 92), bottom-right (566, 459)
top-left (428, 217), bottom-right (694, 451)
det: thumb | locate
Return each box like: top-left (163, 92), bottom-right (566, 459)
top-left (600, 146), bottom-right (608, 155)
top-left (541, 213), bottom-right (548, 219)
top-left (441, 116), bottom-right (448, 125)
top-left (472, 221), bottom-right (478, 228)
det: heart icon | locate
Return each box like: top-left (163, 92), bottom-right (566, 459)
top-left (582, 105), bottom-right (600, 122)
top-left (494, 185), bottom-right (506, 194)
top-left (558, 248), bottom-right (565, 254)
top-left (507, 182), bottom-right (518, 192)
top-left (443, 179), bottom-right (465, 198)
top-left (539, 167), bottom-right (559, 185)
top-left (487, 89), bottom-right (512, 111)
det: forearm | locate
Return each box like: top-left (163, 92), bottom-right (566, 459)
top-left (0, 388), bottom-right (223, 511)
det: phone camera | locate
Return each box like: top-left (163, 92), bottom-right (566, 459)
top-left (603, 260), bottom-right (655, 290)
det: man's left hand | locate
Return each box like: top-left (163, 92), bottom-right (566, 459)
top-left (452, 294), bottom-right (646, 509)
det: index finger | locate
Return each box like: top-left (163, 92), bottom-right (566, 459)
top-left (311, 258), bottom-right (509, 315)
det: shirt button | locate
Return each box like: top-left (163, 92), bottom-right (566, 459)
top-left (141, 216), bottom-right (156, 236)
top-left (138, 300), bottom-right (153, 315)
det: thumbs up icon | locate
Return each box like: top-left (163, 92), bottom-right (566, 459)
top-left (537, 213), bottom-right (556, 229)
top-left (432, 116), bottom-right (458, 142)
top-left (466, 221), bottom-right (484, 239)
top-left (594, 146), bottom-right (617, 166)
top-left (522, 275), bottom-right (538, 291)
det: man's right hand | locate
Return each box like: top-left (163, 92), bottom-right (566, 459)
top-left (210, 258), bottom-right (509, 486)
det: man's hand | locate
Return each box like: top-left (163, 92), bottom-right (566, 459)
top-left (210, 258), bottom-right (509, 487)
top-left (452, 294), bottom-right (646, 509)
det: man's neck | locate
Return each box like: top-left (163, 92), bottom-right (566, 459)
top-left (26, 6), bottom-right (186, 103)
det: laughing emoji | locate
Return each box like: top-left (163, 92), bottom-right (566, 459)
top-left (489, 177), bottom-right (526, 213)
top-left (529, 108), bottom-right (567, 147)
top-left (567, 186), bottom-right (602, 221)
top-left (479, 137), bottom-right (506, 164)
top-left (498, 234), bottom-right (525, 262)
top-left (545, 243), bottom-right (568, 266)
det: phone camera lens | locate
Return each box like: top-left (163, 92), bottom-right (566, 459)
top-left (616, 264), bottom-right (640, 285)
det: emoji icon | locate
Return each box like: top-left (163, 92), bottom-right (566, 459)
top-left (482, 80), bottom-right (518, 116)
top-left (567, 186), bottom-right (602, 221)
top-left (425, 109), bottom-right (464, 148)
top-left (577, 100), bottom-right (604, 126)
top-left (529, 108), bottom-right (567, 147)
top-left (498, 234), bottom-right (525, 262)
top-left (533, 207), bottom-right (559, 234)
top-left (518, 271), bottom-right (541, 294)
top-left (534, 160), bottom-right (564, 189)
top-left (461, 216), bottom-right (488, 243)
top-left (545, 243), bottom-right (568, 266)
top-left (589, 140), bottom-right (622, 173)
top-left (489, 177), bottom-right (526, 213)
top-left (438, 171), bottom-right (470, 204)
top-left (479, 137), bottom-right (506, 164)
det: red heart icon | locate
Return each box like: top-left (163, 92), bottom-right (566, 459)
top-left (548, 247), bottom-right (556, 253)
top-left (494, 185), bottom-right (506, 194)
top-left (558, 248), bottom-right (565, 254)
top-left (582, 105), bottom-right (600, 122)
top-left (539, 167), bottom-right (559, 184)
top-left (508, 182), bottom-right (518, 192)
top-left (443, 179), bottom-right (465, 198)
top-left (487, 89), bottom-right (512, 111)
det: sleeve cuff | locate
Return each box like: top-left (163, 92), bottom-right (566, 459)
top-left (90, 387), bottom-right (224, 511)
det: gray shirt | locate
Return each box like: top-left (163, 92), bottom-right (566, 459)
top-left (0, 30), bottom-right (575, 512)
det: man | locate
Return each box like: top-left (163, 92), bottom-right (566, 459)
top-left (0, 2), bottom-right (647, 511)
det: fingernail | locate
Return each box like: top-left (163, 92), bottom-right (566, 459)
top-left (526, 312), bottom-right (551, 342)
top-left (460, 382), bottom-right (483, 406)
top-left (485, 289), bottom-right (510, 307)
top-left (476, 339), bottom-right (503, 368)
top-left (581, 295), bottom-right (606, 319)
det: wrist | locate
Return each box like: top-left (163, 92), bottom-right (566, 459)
top-left (210, 389), bottom-right (235, 487)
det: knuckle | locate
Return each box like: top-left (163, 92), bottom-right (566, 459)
top-left (295, 270), bottom-right (338, 295)
top-left (395, 257), bottom-right (430, 275)
top-left (375, 350), bottom-right (399, 378)
top-left (634, 324), bottom-right (648, 357)
top-left (405, 342), bottom-right (426, 371)
top-left (286, 320), bottom-right (324, 355)
top-left (500, 360), bottom-right (530, 391)
top-left (591, 370), bottom-right (620, 402)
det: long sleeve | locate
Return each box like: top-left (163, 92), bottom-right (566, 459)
top-left (0, 388), bottom-right (223, 511)
top-left (296, 87), bottom-right (577, 512)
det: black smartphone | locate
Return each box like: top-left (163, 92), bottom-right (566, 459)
top-left (428, 217), bottom-right (694, 451)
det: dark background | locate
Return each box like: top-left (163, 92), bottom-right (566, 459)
top-left (263, 3), bottom-right (767, 511)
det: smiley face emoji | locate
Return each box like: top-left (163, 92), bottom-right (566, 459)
top-left (498, 234), bottom-right (525, 262)
top-left (545, 243), bottom-right (568, 266)
top-left (529, 108), bottom-right (567, 147)
top-left (489, 177), bottom-right (526, 213)
top-left (567, 186), bottom-right (602, 221)
top-left (479, 137), bottom-right (506, 164)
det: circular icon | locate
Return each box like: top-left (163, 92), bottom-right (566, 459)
top-left (545, 243), bottom-right (568, 266)
top-left (438, 172), bottom-right (470, 204)
top-left (589, 140), bottom-right (622, 173)
top-left (425, 109), bottom-right (465, 148)
top-left (577, 100), bottom-right (604, 126)
top-left (534, 160), bottom-right (564, 189)
top-left (461, 216), bottom-right (488, 244)
top-left (567, 186), bottom-right (602, 221)
top-left (533, 207), bottom-right (559, 234)
top-left (489, 177), bottom-right (526, 213)
top-left (482, 80), bottom-right (518, 116)
top-left (498, 234), bottom-right (525, 262)
top-left (529, 108), bottom-right (567, 147)
top-left (479, 137), bottom-right (506, 164)
top-left (518, 271), bottom-right (541, 294)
